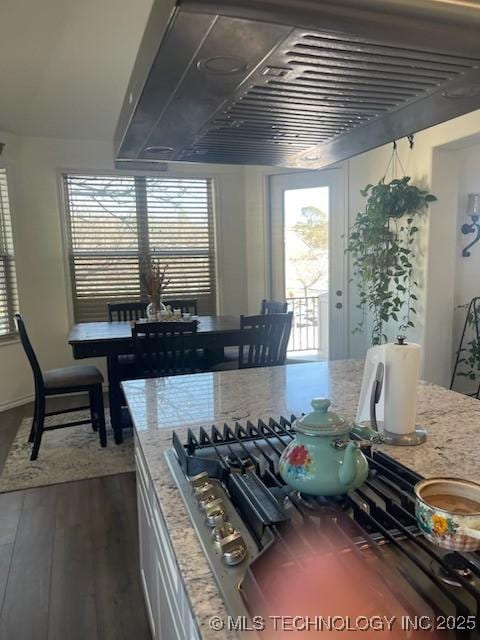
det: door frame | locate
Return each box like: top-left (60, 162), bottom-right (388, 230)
top-left (268, 165), bottom-right (348, 359)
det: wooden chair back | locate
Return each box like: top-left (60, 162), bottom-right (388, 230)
top-left (15, 313), bottom-right (44, 391)
top-left (163, 299), bottom-right (198, 315)
top-left (108, 301), bottom-right (148, 322)
top-left (239, 312), bottom-right (293, 368)
top-left (260, 299), bottom-right (288, 315)
top-left (132, 321), bottom-right (198, 377)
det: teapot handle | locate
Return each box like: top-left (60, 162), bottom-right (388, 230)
top-left (350, 423), bottom-right (384, 444)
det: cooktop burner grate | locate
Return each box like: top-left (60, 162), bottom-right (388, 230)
top-left (170, 415), bottom-right (480, 632)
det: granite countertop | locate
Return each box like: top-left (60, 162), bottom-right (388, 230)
top-left (122, 361), bottom-right (480, 640)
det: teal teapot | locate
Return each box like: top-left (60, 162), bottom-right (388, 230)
top-left (279, 398), bottom-right (380, 496)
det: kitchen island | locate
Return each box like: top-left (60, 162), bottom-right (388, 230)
top-left (122, 361), bottom-right (480, 640)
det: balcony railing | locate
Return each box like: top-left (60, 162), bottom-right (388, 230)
top-left (286, 294), bottom-right (328, 354)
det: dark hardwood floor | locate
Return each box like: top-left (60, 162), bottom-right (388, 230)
top-left (0, 398), bottom-right (151, 640)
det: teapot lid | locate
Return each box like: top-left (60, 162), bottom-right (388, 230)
top-left (295, 398), bottom-right (350, 436)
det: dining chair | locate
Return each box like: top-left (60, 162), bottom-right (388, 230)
top-left (211, 312), bottom-right (293, 371)
top-left (239, 312), bottom-right (293, 367)
top-left (15, 314), bottom-right (106, 461)
top-left (131, 320), bottom-right (199, 377)
top-left (108, 301), bottom-right (150, 378)
top-left (108, 301), bottom-right (148, 322)
top-left (163, 299), bottom-right (198, 315)
top-left (260, 299), bottom-right (288, 314)
top-left (221, 301), bottom-right (290, 365)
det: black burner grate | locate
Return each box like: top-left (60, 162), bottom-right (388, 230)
top-left (172, 416), bottom-right (480, 630)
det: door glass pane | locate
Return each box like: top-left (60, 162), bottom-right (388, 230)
top-left (284, 186), bottom-right (329, 356)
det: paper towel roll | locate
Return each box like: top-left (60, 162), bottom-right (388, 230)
top-left (384, 341), bottom-right (421, 435)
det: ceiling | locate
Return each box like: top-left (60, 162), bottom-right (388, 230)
top-left (0, 0), bottom-right (153, 140)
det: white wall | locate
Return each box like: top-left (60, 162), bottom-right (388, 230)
top-left (345, 153), bottom-right (379, 359)
top-left (405, 110), bottom-right (480, 386)
top-left (450, 142), bottom-right (480, 393)
top-left (242, 108), bottom-right (480, 387)
top-left (0, 132), bottom-right (32, 409)
top-left (243, 147), bottom-right (437, 359)
top-left (4, 108), bottom-right (480, 409)
top-left (453, 142), bottom-right (480, 315)
top-left (343, 115), bottom-right (480, 388)
top-left (0, 135), bottom-right (248, 410)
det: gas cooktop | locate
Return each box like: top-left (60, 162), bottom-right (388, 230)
top-left (165, 415), bottom-right (480, 638)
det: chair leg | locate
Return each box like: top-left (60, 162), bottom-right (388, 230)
top-left (108, 356), bottom-right (123, 445)
top-left (30, 396), bottom-right (46, 461)
top-left (28, 395), bottom-right (39, 443)
top-left (93, 385), bottom-right (107, 448)
top-left (89, 389), bottom-right (98, 431)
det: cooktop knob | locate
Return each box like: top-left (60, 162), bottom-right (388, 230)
top-left (212, 520), bottom-right (235, 549)
top-left (195, 483), bottom-right (219, 510)
top-left (189, 471), bottom-right (211, 491)
top-left (204, 498), bottom-right (227, 527)
top-left (220, 532), bottom-right (247, 566)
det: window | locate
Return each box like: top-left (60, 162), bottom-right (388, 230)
top-left (63, 174), bottom-right (216, 321)
top-left (0, 168), bottom-right (18, 339)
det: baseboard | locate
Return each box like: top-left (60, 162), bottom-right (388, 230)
top-left (0, 387), bottom-right (110, 415)
top-left (0, 394), bottom-right (35, 413)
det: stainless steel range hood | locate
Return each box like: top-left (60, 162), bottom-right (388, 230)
top-left (115, 0), bottom-right (480, 169)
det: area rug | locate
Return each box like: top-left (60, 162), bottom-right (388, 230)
top-left (0, 410), bottom-right (134, 493)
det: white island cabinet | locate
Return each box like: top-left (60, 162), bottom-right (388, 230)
top-left (135, 434), bottom-right (200, 640)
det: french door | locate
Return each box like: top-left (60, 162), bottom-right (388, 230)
top-left (269, 168), bottom-right (347, 360)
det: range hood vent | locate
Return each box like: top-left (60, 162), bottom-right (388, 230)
top-left (115, 0), bottom-right (480, 168)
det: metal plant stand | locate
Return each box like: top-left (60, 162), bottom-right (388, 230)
top-left (450, 296), bottom-right (480, 398)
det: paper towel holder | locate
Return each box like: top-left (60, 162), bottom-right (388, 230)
top-left (382, 425), bottom-right (427, 446)
top-left (369, 361), bottom-right (427, 446)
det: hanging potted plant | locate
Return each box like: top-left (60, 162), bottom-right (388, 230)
top-left (347, 175), bottom-right (436, 345)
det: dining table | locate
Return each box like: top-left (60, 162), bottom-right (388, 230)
top-left (68, 315), bottom-right (241, 443)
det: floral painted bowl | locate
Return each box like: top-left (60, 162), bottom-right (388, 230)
top-left (414, 478), bottom-right (480, 552)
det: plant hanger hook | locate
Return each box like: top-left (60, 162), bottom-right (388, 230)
top-left (383, 139), bottom-right (407, 182)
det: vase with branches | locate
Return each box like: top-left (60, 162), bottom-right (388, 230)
top-left (347, 176), bottom-right (436, 346)
top-left (141, 259), bottom-right (170, 320)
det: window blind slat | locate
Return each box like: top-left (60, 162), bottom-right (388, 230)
top-left (0, 169), bottom-right (18, 338)
top-left (64, 174), bottom-right (217, 321)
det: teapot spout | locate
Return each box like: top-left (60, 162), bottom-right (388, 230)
top-left (338, 441), bottom-right (359, 487)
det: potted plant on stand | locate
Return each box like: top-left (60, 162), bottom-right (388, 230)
top-left (141, 259), bottom-right (170, 320)
top-left (347, 176), bottom-right (436, 346)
